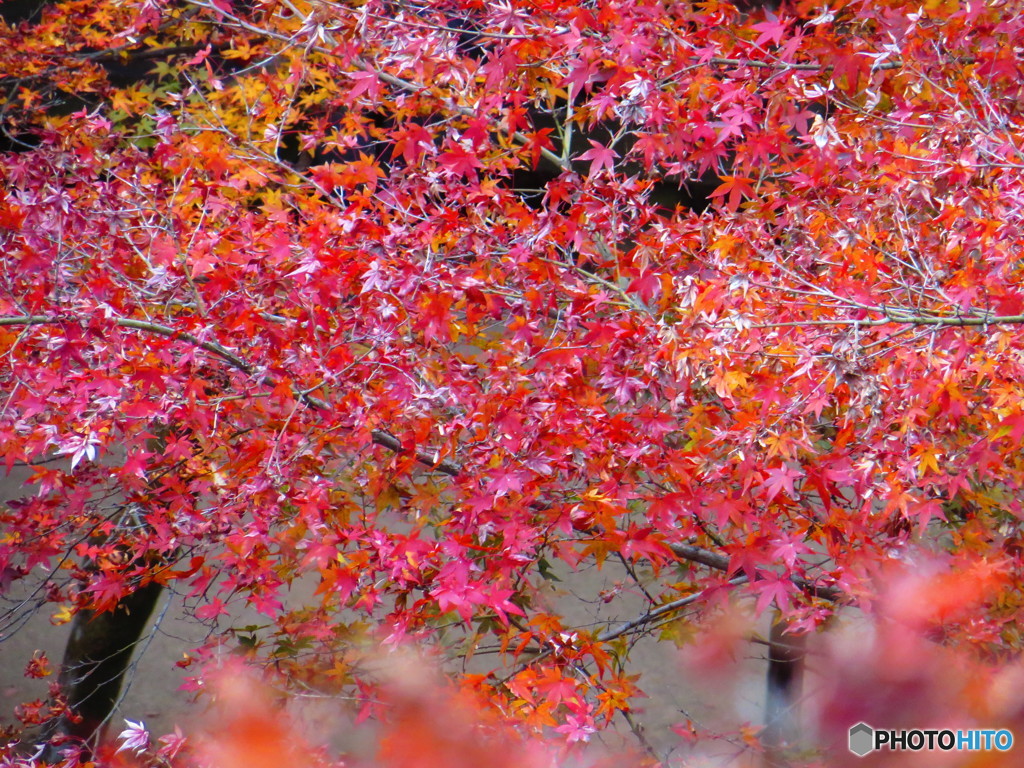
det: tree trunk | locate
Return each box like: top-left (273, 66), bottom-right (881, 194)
top-left (763, 618), bottom-right (807, 767)
top-left (41, 581), bottom-right (164, 757)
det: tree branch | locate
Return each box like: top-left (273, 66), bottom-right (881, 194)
top-left (750, 310), bottom-right (1024, 330)
top-left (667, 542), bottom-right (843, 602)
top-left (0, 314), bottom-right (463, 477)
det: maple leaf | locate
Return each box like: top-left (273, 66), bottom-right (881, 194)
top-left (86, 573), bottom-right (129, 614)
top-left (439, 143), bottom-right (484, 179)
top-left (752, 13), bottom-right (789, 47)
top-left (754, 576), bottom-right (795, 615)
top-left (393, 123), bottom-right (435, 164)
top-left (761, 465), bottom-right (805, 502)
top-left (578, 139), bottom-right (619, 177)
top-left (116, 719), bottom-right (150, 755)
top-left (486, 586), bottom-right (525, 624)
top-left (555, 710), bottom-right (597, 743)
top-left (563, 60), bottom-right (601, 102)
top-left (520, 127), bottom-right (555, 169)
top-left (709, 174), bottom-right (756, 211)
top-left (347, 70), bottom-right (380, 101)
top-left (195, 597), bottom-right (232, 620)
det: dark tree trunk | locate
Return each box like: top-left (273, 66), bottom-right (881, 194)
top-left (41, 581), bottom-right (164, 757)
top-left (763, 619), bottom-right (808, 767)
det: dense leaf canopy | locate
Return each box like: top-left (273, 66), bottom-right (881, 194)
top-left (2, 0), bottom-right (1024, 764)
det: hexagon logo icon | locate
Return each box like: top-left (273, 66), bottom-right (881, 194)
top-left (849, 722), bottom-right (874, 757)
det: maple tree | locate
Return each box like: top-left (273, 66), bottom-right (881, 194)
top-left (2, 0), bottom-right (1024, 765)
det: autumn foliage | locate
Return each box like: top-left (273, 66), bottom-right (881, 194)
top-left (2, 0), bottom-right (1024, 764)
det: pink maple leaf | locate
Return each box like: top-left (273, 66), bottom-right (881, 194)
top-left (579, 139), bottom-right (619, 177)
top-left (116, 719), bottom-right (150, 754)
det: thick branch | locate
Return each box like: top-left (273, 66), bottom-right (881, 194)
top-left (0, 315), bottom-right (253, 373)
top-left (668, 542), bottom-right (842, 602)
top-left (0, 314), bottom-right (463, 477)
top-left (751, 310), bottom-right (1024, 330)
top-left (708, 57), bottom-right (903, 72)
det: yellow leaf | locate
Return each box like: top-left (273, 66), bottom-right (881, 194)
top-left (51, 604), bottom-right (74, 626)
top-left (916, 448), bottom-right (940, 478)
